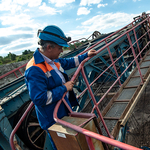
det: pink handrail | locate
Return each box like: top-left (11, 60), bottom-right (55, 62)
top-left (9, 101), bottom-right (34, 150)
top-left (53, 40), bottom-right (150, 149)
top-left (9, 13), bottom-right (149, 149)
top-left (52, 14), bottom-right (149, 149)
top-left (68, 38), bottom-right (87, 50)
top-left (53, 98), bottom-right (142, 150)
top-left (77, 17), bottom-right (150, 99)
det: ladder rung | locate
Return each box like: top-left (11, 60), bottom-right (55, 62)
top-left (96, 92), bottom-right (116, 97)
top-left (140, 66), bottom-right (149, 69)
top-left (104, 117), bottom-right (120, 120)
top-left (132, 75), bottom-right (144, 78)
top-left (143, 59), bottom-right (150, 62)
top-left (114, 99), bottom-right (130, 102)
top-left (124, 85), bottom-right (138, 89)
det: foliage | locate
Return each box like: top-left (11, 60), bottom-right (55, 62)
top-left (8, 52), bottom-right (16, 61)
top-left (0, 50), bottom-right (34, 65)
top-left (22, 50), bottom-right (32, 55)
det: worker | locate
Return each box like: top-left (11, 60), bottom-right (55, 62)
top-left (24, 25), bottom-right (97, 149)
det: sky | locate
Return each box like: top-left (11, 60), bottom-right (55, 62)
top-left (0, 0), bottom-right (150, 57)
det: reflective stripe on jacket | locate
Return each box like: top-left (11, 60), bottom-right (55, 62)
top-left (25, 48), bottom-right (88, 129)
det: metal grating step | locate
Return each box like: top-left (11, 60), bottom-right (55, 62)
top-left (125, 77), bottom-right (141, 87)
top-left (105, 102), bottom-right (128, 118)
top-left (117, 88), bottom-right (136, 100)
top-left (100, 120), bottom-right (118, 136)
top-left (133, 68), bottom-right (148, 76)
top-left (144, 55), bottom-right (150, 60)
top-left (140, 61), bottom-right (150, 68)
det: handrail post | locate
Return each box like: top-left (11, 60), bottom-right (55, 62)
top-left (14, 71), bottom-right (18, 78)
top-left (9, 102), bottom-right (34, 150)
top-left (132, 22), bottom-right (142, 59)
top-left (81, 66), bottom-right (112, 138)
top-left (127, 32), bottom-right (144, 84)
top-left (85, 136), bottom-right (95, 150)
top-left (18, 69), bottom-right (23, 76)
top-left (105, 40), bottom-right (122, 86)
top-left (146, 16), bottom-right (150, 39)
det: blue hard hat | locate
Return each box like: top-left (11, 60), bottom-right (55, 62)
top-left (38, 25), bottom-right (71, 47)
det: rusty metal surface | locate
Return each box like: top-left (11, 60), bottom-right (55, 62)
top-left (117, 88), bottom-right (136, 100)
top-left (126, 77), bottom-right (141, 87)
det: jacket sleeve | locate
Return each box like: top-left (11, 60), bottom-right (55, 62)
top-left (58, 52), bottom-right (88, 70)
top-left (25, 66), bottom-right (67, 106)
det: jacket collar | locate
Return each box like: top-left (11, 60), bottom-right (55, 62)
top-left (33, 48), bottom-right (59, 65)
top-left (34, 48), bottom-right (45, 64)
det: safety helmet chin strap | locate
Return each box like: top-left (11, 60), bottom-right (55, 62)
top-left (37, 29), bottom-right (71, 42)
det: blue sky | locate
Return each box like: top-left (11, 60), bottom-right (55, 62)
top-left (0, 0), bottom-right (150, 56)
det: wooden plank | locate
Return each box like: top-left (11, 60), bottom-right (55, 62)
top-left (96, 92), bottom-right (116, 99)
top-left (124, 85), bottom-right (138, 89)
top-left (114, 100), bottom-right (130, 102)
top-left (140, 66), bottom-right (150, 69)
top-left (103, 117), bottom-right (119, 120)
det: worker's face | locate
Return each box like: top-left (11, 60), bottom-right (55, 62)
top-left (49, 44), bottom-right (63, 60)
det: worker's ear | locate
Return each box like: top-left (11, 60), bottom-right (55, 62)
top-left (47, 44), bottom-right (52, 51)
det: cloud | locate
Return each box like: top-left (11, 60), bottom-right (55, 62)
top-left (113, 0), bottom-right (117, 3)
top-left (13, 0), bottom-right (42, 7)
top-left (0, 13), bottom-right (33, 26)
top-left (80, 0), bottom-right (103, 6)
top-left (69, 12), bottom-right (137, 39)
top-left (5, 43), bottom-right (33, 51)
top-left (76, 18), bottom-right (82, 21)
top-left (0, 40), bottom-right (37, 56)
top-left (77, 7), bottom-right (91, 15)
top-left (0, 0), bottom-right (42, 14)
top-left (39, 2), bottom-right (62, 15)
top-left (49, 0), bottom-right (75, 7)
top-left (0, 0), bottom-right (21, 14)
top-left (97, 3), bottom-right (108, 8)
top-left (81, 12), bottom-right (136, 32)
top-left (13, 27), bottom-right (33, 32)
top-left (0, 34), bottom-right (33, 46)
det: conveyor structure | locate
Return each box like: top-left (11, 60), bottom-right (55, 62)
top-left (0, 12), bottom-right (150, 150)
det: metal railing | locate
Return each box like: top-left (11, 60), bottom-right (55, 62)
top-left (0, 63), bottom-right (26, 80)
top-left (53, 14), bottom-right (150, 149)
top-left (10, 13), bottom-right (150, 149)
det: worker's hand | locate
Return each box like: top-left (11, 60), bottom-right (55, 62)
top-left (64, 81), bottom-right (74, 91)
top-left (88, 49), bottom-right (97, 57)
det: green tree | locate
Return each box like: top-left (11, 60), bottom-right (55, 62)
top-left (7, 52), bottom-right (16, 61)
top-left (22, 50), bottom-right (32, 55)
top-left (16, 55), bottom-right (26, 62)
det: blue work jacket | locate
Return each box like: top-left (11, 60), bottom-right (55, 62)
top-left (25, 49), bottom-right (88, 130)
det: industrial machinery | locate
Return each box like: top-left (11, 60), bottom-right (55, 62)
top-left (0, 12), bottom-right (150, 150)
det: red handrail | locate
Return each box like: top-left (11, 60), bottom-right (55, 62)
top-left (53, 14), bottom-right (149, 149)
top-left (0, 63), bottom-right (27, 80)
top-left (9, 13), bottom-right (149, 149)
top-left (53, 98), bottom-right (142, 150)
top-left (9, 101), bottom-right (34, 150)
